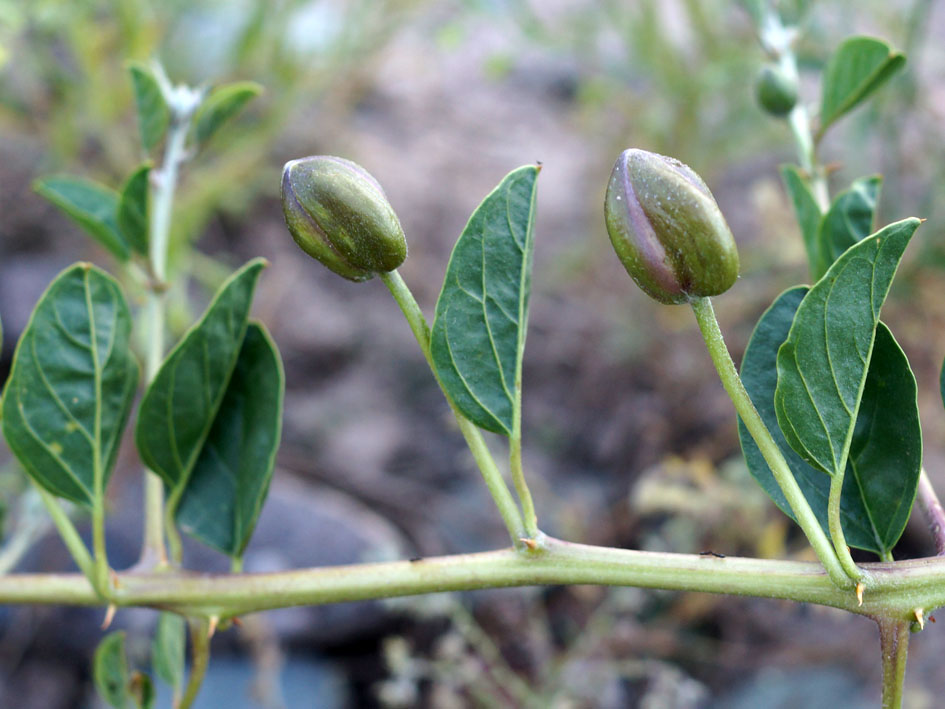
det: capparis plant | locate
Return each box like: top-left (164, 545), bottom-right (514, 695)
top-left (0, 15), bottom-right (942, 709)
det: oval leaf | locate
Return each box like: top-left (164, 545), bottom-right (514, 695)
top-left (152, 612), bottom-right (185, 691)
top-left (193, 81), bottom-right (263, 146)
top-left (774, 217), bottom-right (920, 477)
top-left (819, 36), bottom-right (906, 137)
top-left (741, 287), bottom-right (921, 555)
top-left (117, 163), bottom-right (151, 256)
top-left (34, 177), bottom-right (129, 261)
top-left (1, 264), bottom-right (138, 506)
top-left (176, 322), bottom-right (284, 558)
top-left (94, 631), bottom-right (130, 709)
top-left (129, 62), bottom-right (169, 153)
top-left (135, 259), bottom-right (265, 494)
top-left (431, 165), bottom-right (540, 435)
top-left (781, 165), bottom-right (823, 274)
top-left (813, 175), bottom-right (881, 279)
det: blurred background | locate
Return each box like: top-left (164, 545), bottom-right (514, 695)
top-left (2, 0), bottom-right (945, 706)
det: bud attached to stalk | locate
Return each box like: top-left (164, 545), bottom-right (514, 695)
top-left (281, 156), bottom-right (407, 281)
top-left (756, 64), bottom-right (798, 117)
top-left (604, 149), bottom-right (739, 304)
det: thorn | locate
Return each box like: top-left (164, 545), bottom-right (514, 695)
top-left (101, 604), bottom-right (117, 630)
top-left (914, 608), bottom-right (925, 630)
top-left (231, 616), bottom-right (243, 628)
top-left (519, 537), bottom-right (539, 551)
top-left (110, 570), bottom-right (122, 589)
top-left (207, 616), bottom-right (219, 639)
top-left (855, 582), bottom-right (864, 607)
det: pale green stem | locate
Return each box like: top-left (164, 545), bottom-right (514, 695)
top-left (689, 297), bottom-right (852, 589)
top-left (828, 474), bottom-right (866, 582)
top-left (877, 619), bottom-right (910, 709)
top-left (509, 436), bottom-right (539, 538)
top-left (0, 492), bottom-right (51, 575)
top-left (140, 111), bottom-right (190, 568)
top-left (380, 271), bottom-right (527, 545)
top-left (164, 489), bottom-right (184, 566)
top-left (91, 498), bottom-right (109, 597)
top-left (8, 540), bottom-right (945, 620)
top-left (33, 484), bottom-right (95, 583)
top-left (179, 617), bottom-right (212, 709)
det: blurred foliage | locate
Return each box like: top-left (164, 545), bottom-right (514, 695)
top-left (0, 0), bottom-right (425, 268)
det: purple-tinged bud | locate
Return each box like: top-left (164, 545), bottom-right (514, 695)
top-left (604, 149), bottom-right (739, 304)
top-left (282, 156), bottom-right (407, 282)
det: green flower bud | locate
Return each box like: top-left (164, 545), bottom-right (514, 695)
top-left (756, 64), bottom-right (798, 117)
top-left (282, 156), bottom-right (407, 281)
top-left (604, 149), bottom-right (739, 305)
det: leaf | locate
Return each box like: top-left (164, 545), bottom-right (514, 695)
top-left (151, 612), bottom-right (185, 691)
top-left (813, 175), bottom-right (881, 279)
top-left (431, 165), bottom-right (540, 435)
top-left (819, 36), bottom-right (906, 137)
top-left (129, 62), bottom-right (169, 153)
top-left (1, 264), bottom-right (139, 506)
top-left (33, 177), bottom-right (129, 261)
top-left (176, 322), bottom-right (284, 558)
top-left (135, 259), bottom-right (265, 495)
top-left (94, 631), bottom-right (130, 708)
top-left (774, 218), bottom-right (920, 477)
top-left (130, 672), bottom-right (155, 709)
top-left (193, 81), bottom-right (263, 146)
top-left (740, 287), bottom-right (921, 555)
top-left (117, 164), bottom-right (151, 256)
top-left (780, 165), bottom-right (823, 273)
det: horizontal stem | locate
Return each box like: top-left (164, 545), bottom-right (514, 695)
top-left (5, 539), bottom-right (945, 621)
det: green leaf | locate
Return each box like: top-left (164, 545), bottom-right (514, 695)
top-left (431, 165), bottom-right (540, 435)
top-left (130, 672), bottom-right (155, 709)
top-left (819, 36), bottom-right (906, 137)
top-left (151, 612), bottom-right (185, 691)
top-left (33, 177), bottom-right (129, 261)
top-left (176, 322), bottom-right (284, 558)
top-left (774, 217), bottom-right (920, 477)
top-left (94, 631), bottom-right (130, 708)
top-left (813, 175), bottom-right (881, 279)
top-left (1, 264), bottom-right (139, 506)
top-left (780, 165), bottom-right (823, 273)
top-left (129, 62), bottom-right (169, 153)
top-left (193, 81), bottom-right (263, 146)
top-left (117, 164), bottom-right (151, 256)
top-left (135, 259), bottom-right (266, 495)
top-left (740, 287), bottom-right (921, 555)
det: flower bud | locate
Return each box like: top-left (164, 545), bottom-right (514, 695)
top-left (281, 156), bottom-right (407, 281)
top-left (756, 64), bottom-right (798, 117)
top-left (604, 149), bottom-right (739, 304)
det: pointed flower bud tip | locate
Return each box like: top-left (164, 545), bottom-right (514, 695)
top-left (756, 64), bottom-right (798, 117)
top-left (281, 156), bottom-right (407, 281)
top-left (604, 149), bottom-right (739, 304)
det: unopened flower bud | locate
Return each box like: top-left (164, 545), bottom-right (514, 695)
top-left (282, 156), bottom-right (407, 281)
top-left (756, 64), bottom-right (798, 117)
top-left (604, 149), bottom-right (739, 304)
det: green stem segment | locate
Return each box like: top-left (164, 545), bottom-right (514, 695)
top-left (140, 111), bottom-right (192, 568)
top-left (33, 485), bottom-right (95, 583)
top-left (689, 297), bottom-right (852, 589)
top-left (877, 619), bottom-right (910, 709)
top-left (179, 618), bottom-right (212, 709)
top-left (828, 474), bottom-right (867, 581)
top-left (380, 271), bottom-right (528, 544)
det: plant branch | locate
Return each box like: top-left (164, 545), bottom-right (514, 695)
top-left (380, 270), bottom-right (528, 545)
top-left (179, 617), bottom-right (212, 709)
top-left (139, 102), bottom-right (192, 569)
top-left (3, 540), bottom-right (945, 620)
top-left (916, 468), bottom-right (945, 555)
top-left (32, 484), bottom-right (95, 583)
top-left (877, 618), bottom-right (910, 709)
top-left (827, 473), bottom-right (866, 582)
top-left (689, 297), bottom-right (853, 588)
